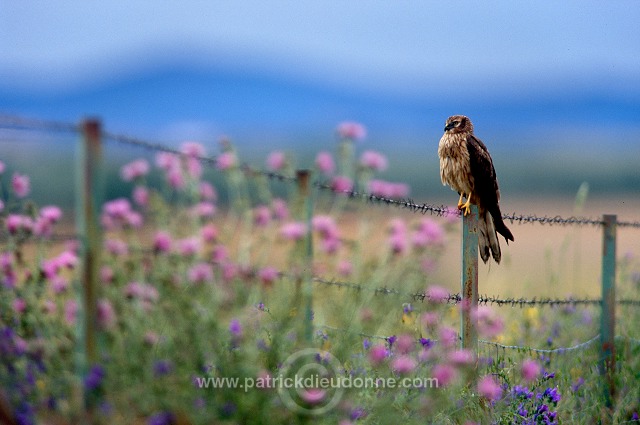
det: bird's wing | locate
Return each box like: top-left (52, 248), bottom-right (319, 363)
top-left (466, 134), bottom-right (500, 207)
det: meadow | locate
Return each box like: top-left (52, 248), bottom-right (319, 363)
top-left (1, 122), bottom-right (639, 424)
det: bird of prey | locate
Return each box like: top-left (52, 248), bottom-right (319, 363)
top-left (438, 115), bottom-right (514, 263)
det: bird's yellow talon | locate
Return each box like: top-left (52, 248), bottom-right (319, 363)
top-left (460, 198), bottom-right (472, 216)
top-left (457, 193), bottom-right (466, 209)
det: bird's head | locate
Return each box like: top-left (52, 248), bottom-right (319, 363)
top-left (444, 115), bottom-right (473, 134)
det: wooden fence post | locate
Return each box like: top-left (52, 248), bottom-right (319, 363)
top-left (296, 170), bottom-right (314, 342)
top-left (76, 119), bottom-right (104, 406)
top-left (600, 214), bottom-right (616, 408)
top-left (461, 205), bottom-right (479, 354)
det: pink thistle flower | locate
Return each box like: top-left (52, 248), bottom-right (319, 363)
top-left (133, 186), bottom-right (149, 207)
top-left (280, 222), bottom-right (307, 241)
top-left (266, 151), bottom-right (286, 171)
top-left (155, 152), bottom-right (180, 171)
top-left (439, 326), bottom-right (458, 348)
top-left (432, 364), bottom-right (457, 387)
top-left (320, 237), bottom-right (341, 254)
top-left (337, 259), bottom-right (353, 276)
top-left (120, 159), bottom-right (149, 182)
top-left (396, 334), bottom-right (415, 354)
top-left (216, 152), bottom-right (237, 170)
top-left (186, 157), bottom-right (202, 179)
top-left (258, 266), bottom-right (279, 287)
top-left (0, 160), bottom-right (4, 173)
top-left (142, 284), bottom-right (159, 303)
top-left (100, 266), bottom-right (114, 284)
top-left (199, 182), bottom-right (217, 201)
top-left (11, 172), bottom-right (30, 198)
top-left (188, 263), bottom-right (214, 284)
top-left (336, 121), bottom-right (367, 141)
top-left (40, 206), bottom-right (62, 223)
top-left (388, 233), bottom-right (407, 255)
top-left (221, 262), bottom-right (237, 282)
top-left (426, 285), bottom-right (450, 303)
top-left (368, 344), bottom-right (388, 366)
top-left (360, 151), bottom-right (388, 171)
top-left (42, 299), bottom-right (56, 315)
top-left (389, 218), bottom-right (407, 235)
top-left (125, 211), bottom-right (143, 228)
top-left (271, 198), bottom-right (289, 220)
top-left (64, 299), bottom-right (78, 326)
top-left (176, 237), bottom-right (200, 257)
top-left (473, 306), bottom-right (504, 338)
top-left (418, 219), bottom-right (445, 245)
top-left (41, 259), bottom-right (59, 279)
top-left (390, 183), bottom-right (410, 198)
top-left (192, 202), bottom-right (216, 218)
top-left (211, 245), bottom-right (228, 264)
top-left (301, 388), bottom-right (326, 405)
top-left (153, 231), bottom-right (172, 253)
top-left (105, 239), bottom-right (128, 256)
top-left (50, 276), bottom-right (69, 294)
top-left (392, 355), bottom-right (417, 374)
top-left (124, 281), bottom-right (145, 298)
top-left (312, 215), bottom-right (339, 239)
top-left (521, 359), bottom-right (542, 382)
top-left (167, 168), bottom-right (185, 190)
top-left (368, 179), bottom-right (389, 197)
top-left (478, 375), bottom-right (502, 400)
top-left (12, 298), bottom-right (27, 315)
top-left (201, 223), bottom-right (218, 243)
top-left (181, 141), bottom-right (206, 158)
top-left (56, 251), bottom-right (78, 269)
top-left (254, 205), bottom-right (271, 227)
top-left (449, 349), bottom-right (475, 366)
top-left (97, 299), bottom-right (117, 330)
top-left (103, 198), bottom-right (132, 219)
top-left (6, 215), bottom-right (32, 235)
top-left (315, 151), bottom-right (335, 175)
top-left (33, 217), bottom-right (53, 237)
top-left (420, 311), bottom-right (439, 328)
top-left (331, 176), bottom-right (353, 193)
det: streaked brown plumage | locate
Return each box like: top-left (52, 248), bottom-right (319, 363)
top-left (438, 115), bottom-right (514, 263)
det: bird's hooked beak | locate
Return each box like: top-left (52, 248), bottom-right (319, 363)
top-left (444, 122), bottom-right (455, 132)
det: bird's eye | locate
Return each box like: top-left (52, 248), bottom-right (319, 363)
top-left (453, 121), bottom-right (460, 127)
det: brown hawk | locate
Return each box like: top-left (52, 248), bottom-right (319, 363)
top-left (438, 115), bottom-right (514, 263)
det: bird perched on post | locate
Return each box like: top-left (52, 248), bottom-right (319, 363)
top-left (438, 115), bottom-right (514, 263)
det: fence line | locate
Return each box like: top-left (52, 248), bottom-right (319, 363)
top-left (2, 115), bottom-right (640, 411)
top-left (3, 114), bottom-right (640, 227)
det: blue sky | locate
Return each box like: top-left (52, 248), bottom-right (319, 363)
top-left (1, 1), bottom-right (639, 149)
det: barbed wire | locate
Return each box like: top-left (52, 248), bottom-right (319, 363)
top-left (478, 335), bottom-right (600, 355)
top-left (0, 232), bottom-right (79, 243)
top-left (2, 115), bottom-right (640, 227)
top-left (317, 324), bottom-right (623, 356)
top-left (0, 115), bottom-right (78, 133)
top-left (311, 275), bottom-right (640, 307)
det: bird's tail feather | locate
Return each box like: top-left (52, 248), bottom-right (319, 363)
top-left (478, 208), bottom-right (501, 264)
top-left (489, 206), bottom-right (514, 244)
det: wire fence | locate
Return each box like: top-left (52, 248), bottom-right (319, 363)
top-left (1, 115), bottom-right (639, 378)
top-left (2, 114), bottom-right (639, 227)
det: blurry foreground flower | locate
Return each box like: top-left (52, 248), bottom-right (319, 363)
top-left (360, 150), bottom-right (388, 171)
top-left (11, 172), bottom-right (30, 198)
top-left (521, 358), bottom-right (542, 382)
top-left (315, 151), bottom-right (335, 175)
top-left (266, 151), bottom-right (286, 171)
top-left (280, 222), bottom-right (307, 241)
top-left (337, 121), bottom-right (366, 141)
top-left (478, 375), bottom-right (502, 400)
